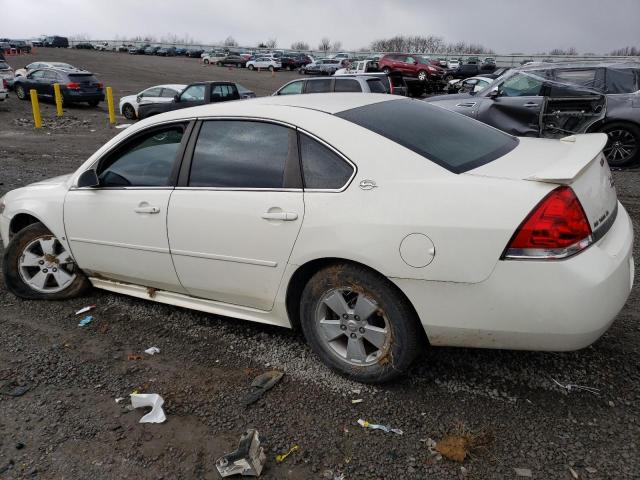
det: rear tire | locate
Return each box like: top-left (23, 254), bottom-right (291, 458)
top-left (3, 223), bottom-right (91, 300)
top-left (217, 61), bottom-right (223, 67)
top-left (382, 67), bottom-right (391, 75)
top-left (15, 84), bottom-right (27, 100)
top-left (299, 263), bottom-right (422, 383)
top-left (88, 100), bottom-right (100, 107)
top-left (599, 122), bottom-right (640, 167)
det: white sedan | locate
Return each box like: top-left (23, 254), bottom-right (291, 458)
top-left (0, 94), bottom-right (633, 383)
top-left (118, 84), bottom-right (186, 120)
top-left (246, 57), bottom-right (281, 71)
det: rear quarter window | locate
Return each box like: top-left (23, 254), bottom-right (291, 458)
top-left (366, 79), bottom-right (386, 93)
top-left (336, 99), bottom-right (518, 174)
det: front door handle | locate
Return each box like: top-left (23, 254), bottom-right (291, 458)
top-left (134, 205), bottom-right (160, 214)
top-left (523, 102), bottom-right (539, 107)
top-left (262, 211), bottom-right (298, 221)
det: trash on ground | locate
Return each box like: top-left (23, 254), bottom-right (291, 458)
top-left (216, 429), bottom-right (266, 477)
top-left (115, 124), bottom-right (132, 129)
top-left (128, 354), bottom-right (144, 361)
top-left (75, 305), bottom-right (96, 315)
top-left (585, 467), bottom-right (597, 474)
top-left (244, 370), bottom-right (284, 406)
top-left (78, 315), bottom-right (93, 327)
top-left (569, 467), bottom-right (579, 479)
top-left (357, 419), bottom-right (403, 435)
top-left (115, 397), bottom-right (125, 403)
top-left (0, 381), bottom-right (30, 397)
top-left (514, 467), bottom-right (532, 477)
top-left (144, 347), bottom-right (160, 355)
top-left (275, 445), bottom-right (299, 463)
top-left (351, 398), bottom-right (363, 404)
top-left (436, 429), bottom-right (492, 463)
top-left (422, 437), bottom-right (442, 461)
top-left (130, 393), bottom-right (166, 423)
top-left (551, 378), bottom-right (600, 395)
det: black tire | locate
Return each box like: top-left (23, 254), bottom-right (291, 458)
top-left (217, 61), bottom-right (223, 67)
top-left (203, 59), bottom-right (209, 64)
top-left (3, 223), bottom-right (91, 300)
top-left (299, 263), bottom-right (422, 383)
top-left (599, 122), bottom-right (640, 168)
top-left (88, 100), bottom-right (100, 107)
top-left (268, 65), bottom-right (275, 72)
top-left (382, 67), bottom-right (391, 75)
top-left (14, 84), bottom-right (27, 100)
top-left (248, 64), bottom-right (255, 71)
top-left (122, 103), bottom-right (136, 120)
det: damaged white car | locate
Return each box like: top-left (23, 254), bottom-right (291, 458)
top-left (0, 94), bottom-right (634, 382)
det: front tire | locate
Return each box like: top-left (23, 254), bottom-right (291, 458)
top-left (3, 223), bottom-right (90, 300)
top-left (300, 263), bottom-right (422, 383)
top-left (122, 103), bottom-right (136, 120)
top-left (203, 58), bottom-right (209, 64)
top-left (268, 65), bottom-right (275, 72)
top-left (217, 61), bottom-right (223, 67)
top-left (248, 64), bottom-right (255, 71)
top-left (417, 70), bottom-right (427, 81)
top-left (600, 122), bottom-right (640, 167)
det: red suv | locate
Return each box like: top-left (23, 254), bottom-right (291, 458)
top-left (378, 54), bottom-right (445, 82)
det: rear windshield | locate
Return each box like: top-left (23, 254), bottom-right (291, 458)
top-left (68, 74), bottom-right (98, 83)
top-left (335, 99), bottom-right (518, 173)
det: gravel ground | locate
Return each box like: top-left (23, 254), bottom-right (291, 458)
top-left (0, 49), bottom-right (639, 480)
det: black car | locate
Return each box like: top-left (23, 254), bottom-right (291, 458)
top-left (426, 62), bottom-right (640, 167)
top-left (187, 49), bottom-right (204, 58)
top-left (8, 40), bottom-right (31, 53)
top-left (144, 46), bottom-right (161, 55)
top-left (157, 47), bottom-right (176, 57)
top-left (217, 54), bottom-right (247, 67)
top-left (175, 47), bottom-right (187, 56)
top-left (75, 42), bottom-right (94, 50)
top-left (13, 68), bottom-right (104, 107)
top-left (43, 36), bottom-right (69, 48)
top-left (129, 44), bottom-right (149, 54)
top-left (280, 55), bottom-right (312, 71)
top-left (451, 63), bottom-right (496, 80)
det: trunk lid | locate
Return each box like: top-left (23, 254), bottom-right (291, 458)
top-left (466, 133), bottom-right (617, 235)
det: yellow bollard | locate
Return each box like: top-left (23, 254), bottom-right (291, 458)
top-left (106, 86), bottom-right (116, 125)
top-left (29, 89), bottom-right (42, 129)
top-left (53, 83), bottom-right (63, 117)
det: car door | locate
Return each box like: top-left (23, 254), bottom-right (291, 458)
top-left (475, 71), bottom-right (545, 137)
top-left (64, 122), bottom-right (193, 292)
top-left (25, 70), bottom-right (46, 94)
top-left (167, 119), bottom-right (304, 310)
top-left (41, 70), bottom-right (60, 98)
top-left (175, 84), bottom-right (206, 108)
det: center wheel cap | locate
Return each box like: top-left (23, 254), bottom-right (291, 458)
top-left (347, 320), bottom-right (358, 332)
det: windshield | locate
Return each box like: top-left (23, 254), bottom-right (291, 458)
top-left (336, 99), bottom-right (518, 173)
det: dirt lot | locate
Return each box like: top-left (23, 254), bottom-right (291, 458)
top-left (0, 49), bottom-right (639, 480)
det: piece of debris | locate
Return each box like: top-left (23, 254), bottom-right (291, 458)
top-left (357, 419), bottom-right (403, 435)
top-left (78, 315), bottom-right (94, 327)
top-left (216, 429), bottom-right (266, 477)
top-left (144, 347), bottom-right (160, 355)
top-left (422, 437), bottom-right (442, 461)
top-left (514, 468), bottom-right (532, 477)
top-left (127, 354), bottom-right (144, 361)
top-left (244, 370), bottom-right (284, 406)
top-left (551, 378), bottom-right (600, 395)
top-left (0, 380), bottom-right (30, 397)
top-left (115, 124), bottom-right (132, 129)
top-left (15, 442), bottom-right (24, 450)
top-left (275, 445), bottom-right (299, 463)
top-left (585, 467), bottom-right (597, 474)
top-left (436, 428), bottom-right (492, 463)
top-left (75, 305), bottom-right (96, 315)
top-left (130, 393), bottom-right (166, 423)
top-left (351, 399), bottom-right (363, 404)
top-left (115, 397), bottom-right (125, 403)
top-left (569, 467), bottom-right (579, 479)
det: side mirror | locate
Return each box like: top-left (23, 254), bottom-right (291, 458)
top-left (488, 89), bottom-right (500, 99)
top-left (77, 169), bottom-right (99, 188)
top-left (174, 93), bottom-right (180, 102)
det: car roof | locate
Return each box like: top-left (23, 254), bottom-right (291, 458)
top-left (518, 61), bottom-right (640, 72)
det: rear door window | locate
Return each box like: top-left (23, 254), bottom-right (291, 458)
top-left (305, 79), bottom-right (332, 93)
top-left (334, 79), bottom-right (362, 92)
top-left (278, 81), bottom-right (304, 95)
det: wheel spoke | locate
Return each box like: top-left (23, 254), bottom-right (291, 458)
top-left (346, 337), bottom-right (367, 362)
top-left (38, 238), bottom-right (56, 256)
top-left (51, 268), bottom-right (73, 288)
top-left (319, 319), bottom-right (344, 342)
top-left (20, 251), bottom-right (43, 267)
top-left (353, 295), bottom-right (378, 321)
top-left (363, 325), bottom-right (388, 349)
top-left (29, 270), bottom-right (49, 289)
top-left (323, 291), bottom-right (350, 316)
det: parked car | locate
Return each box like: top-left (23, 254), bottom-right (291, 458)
top-left (8, 40), bottom-right (31, 53)
top-left (144, 45), bottom-right (161, 55)
top-left (175, 47), bottom-right (188, 56)
top-left (119, 84), bottom-right (186, 120)
top-left (93, 42), bottom-right (111, 51)
top-left (446, 76), bottom-right (494, 94)
top-left (75, 42), bottom-right (94, 50)
top-left (187, 48), bottom-right (205, 58)
top-left (477, 67), bottom-right (511, 80)
top-left (301, 59), bottom-right (342, 75)
top-left (156, 47), bottom-right (176, 57)
top-left (378, 54), bottom-right (445, 82)
top-left (0, 94), bottom-right (632, 383)
top-left (129, 44), bottom-right (149, 55)
top-left (236, 84), bottom-right (256, 99)
top-left (274, 76), bottom-right (388, 95)
top-left (447, 59), bottom-right (460, 69)
top-left (43, 36), bottom-right (69, 48)
top-left (15, 62), bottom-right (79, 77)
top-left (0, 60), bottom-right (15, 87)
top-left (30, 39), bottom-right (43, 47)
top-left (246, 57), bottom-right (281, 71)
top-left (334, 63), bottom-right (408, 96)
top-left (13, 68), bottom-right (104, 106)
top-left (279, 55), bottom-right (313, 71)
top-left (137, 81), bottom-right (240, 119)
top-left (426, 62), bottom-right (640, 167)
top-left (202, 52), bottom-right (226, 65)
top-left (217, 54), bottom-right (247, 67)
top-left (0, 42), bottom-right (12, 55)
top-left (0, 78), bottom-right (8, 101)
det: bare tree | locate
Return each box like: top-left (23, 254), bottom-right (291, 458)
top-left (291, 41), bottom-right (309, 50)
top-left (318, 37), bottom-right (331, 53)
top-left (370, 35), bottom-right (494, 55)
top-left (611, 46), bottom-right (639, 56)
top-left (549, 47), bottom-right (578, 56)
top-left (223, 36), bottom-right (238, 47)
top-left (332, 40), bottom-right (342, 51)
top-left (266, 38), bottom-right (277, 49)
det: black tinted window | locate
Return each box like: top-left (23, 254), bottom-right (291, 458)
top-left (367, 79), bottom-right (386, 93)
top-left (300, 134), bottom-right (353, 189)
top-left (68, 74), bottom-right (98, 83)
top-left (605, 68), bottom-right (638, 94)
top-left (306, 79), bottom-right (332, 93)
top-left (335, 79), bottom-right (362, 92)
top-left (336, 100), bottom-right (518, 174)
top-left (189, 121), bottom-right (293, 188)
top-left (98, 125), bottom-right (184, 187)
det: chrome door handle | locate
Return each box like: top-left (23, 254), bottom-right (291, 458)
top-left (523, 102), bottom-right (539, 107)
top-left (262, 212), bottom-right (298, 221)
top-left (134, 206), bottom-right (160, 214)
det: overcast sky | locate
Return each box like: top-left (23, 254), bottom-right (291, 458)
top-left (2, 0), bottom-right (639, 53)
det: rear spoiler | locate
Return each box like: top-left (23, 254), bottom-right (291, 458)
top-left (526, 133), bottom-right (608, 185)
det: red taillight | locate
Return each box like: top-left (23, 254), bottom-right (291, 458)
top-left (66, 82), bottom-right (81, 90)
top-left (503, 186), bottom-right (593, 260)
top-left (97, 82), bottom-right (103, 88)
top-left (2, 79), bottom-right (7, 89)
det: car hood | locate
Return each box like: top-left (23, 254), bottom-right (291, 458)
top-left (119, 94), bottom-right (136, 105)
top-left (28, 173), bottom-right (73, 187)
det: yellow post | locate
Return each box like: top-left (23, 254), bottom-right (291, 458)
top-left (106, 86), bottom-right (116, 125)
top-left (53, 83), bottom-right (63, 117)
top-left (30, 89), bottom-right (42, 129)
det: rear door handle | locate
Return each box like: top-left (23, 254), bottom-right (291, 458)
top-left (134, 205), bottom-right (160, 214)
top-left (523, 102), bottom-right (539, 107)
top-left (262, 212), bottom-right (298, 221)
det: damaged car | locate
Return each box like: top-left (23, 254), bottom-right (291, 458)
top-left (0, 94), bottom-right (633, 383)
top-left (426, 62), bottom-right (640, 167)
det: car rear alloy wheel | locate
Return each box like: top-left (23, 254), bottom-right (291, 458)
top-left (601, 123), bottom-right (640, 167)
top-left (3, 223), bottom-right (90, 300)
top-left (15, 85), bottom-right (26, 100)
top-left (300, 264), bottom-right (422, 383)
top-left (122, 103), bottom-right (136, 120)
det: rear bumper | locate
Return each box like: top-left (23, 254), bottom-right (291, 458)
top-left (392, 201), bottom-right (634, 351)
top-left (63, 91), bottom-right (105, 102)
